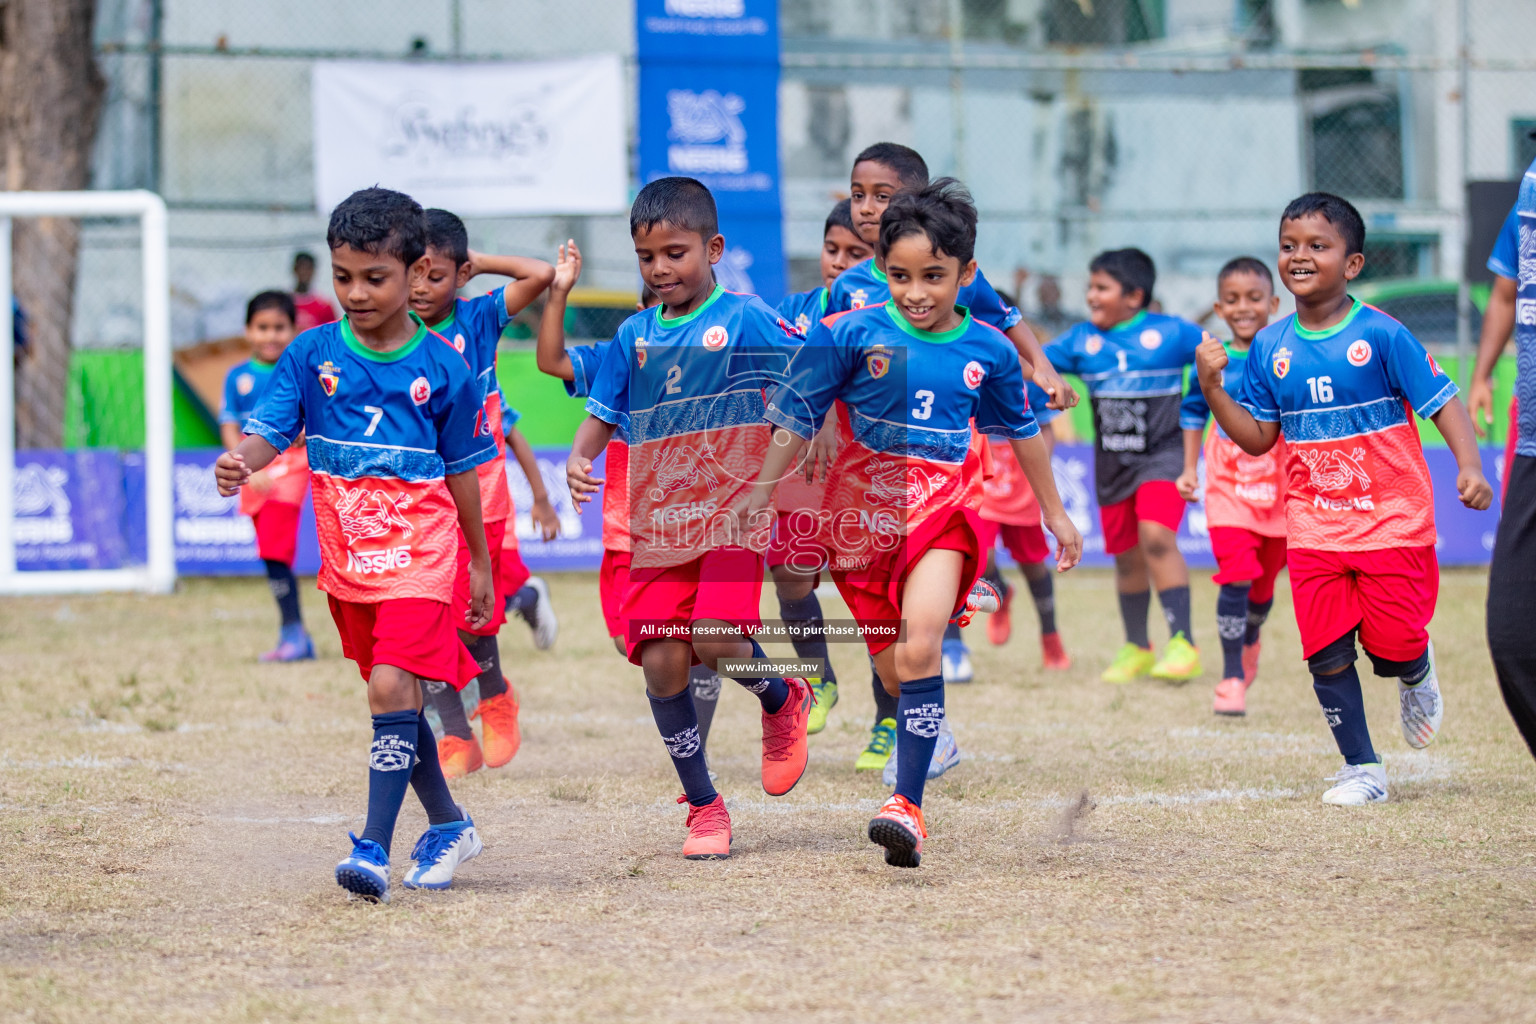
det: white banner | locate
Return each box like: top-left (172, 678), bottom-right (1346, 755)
top-left (312, 56), bottom-right (627, 216)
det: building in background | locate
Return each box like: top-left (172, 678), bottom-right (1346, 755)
top-left (80, 0), bottom-right (1536, 348)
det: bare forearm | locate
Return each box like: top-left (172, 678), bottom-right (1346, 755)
top-left (1010, 434), bottom-right (1066, 519)
top-left (447, 470), bottom-right (490, 563)
top-left (571, 415), bottom-right (615, 464)
top-left (1433, 398), bottom-right (1484, 471)
top-left (1004, 321), bottom-right (1049, 378)
top-left (536, 289), bottom-right (575, 380)
top-left (507, 430), bottom-right (548, 499)
top-left (1472, 277), bottom-right (1517, 385)
top-left (234, 435), bottom-right (281, 472)
top-left (1203, 386), bottom-right (1276, 455)
top-left (1182, 428), bottom-right (1203, 474)
top-left (753, 428), bottom-right (809, 497)
top-left (470, 252), bottom-right (555, 317)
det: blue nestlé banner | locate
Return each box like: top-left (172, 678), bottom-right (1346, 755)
top-left (8, 444), bottom-right (1508, 577)
top-left (636, 0), bottom-right (786, 304)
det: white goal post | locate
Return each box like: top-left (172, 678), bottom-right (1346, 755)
top-left (0, 190), bottom-right (174, 595)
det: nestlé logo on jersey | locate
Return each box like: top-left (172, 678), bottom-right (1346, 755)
top-left (410, 376), bottom-right (431, 405)
top-left (702, 325), bottom-right (729, 351)
top-left (1347, 339), bottom-right (1372, 367)
top-left (963, 360), bottom-right (986, 390)
top-left (1272, 346), bottom-right (1292, 379)
top-left (317, 361), bottom-right (340, 396)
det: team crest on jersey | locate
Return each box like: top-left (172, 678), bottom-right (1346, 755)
top-left (452, 333), bottom-right (467, 354)
top-left (1347, 339), bottom-right (1372, 367)
top-left (963, 360), bottom-right (986, 390)
top-left (795, 312), bottom-right (812, 333)
top-left (702, 325), bottom-right (729, 351)
top-left (1139, 328), bottom-right (1163, 350)
top-left (410, 376), bottom-right (431, 405)
top-left (236, 373), bottom-right (254, 396)
top-left (317, 360), bottom-right (340, 396)
top-left (850, 289), bottom-right (869, 310)
top-left (636, 347), bottom-right (648, 369)
top-left (1272, 347), bottom-right (1292, 379)
top-left (866, 347), bottom-right (891, 379)
top-left (1085, 334), bottom-right (1103, 356)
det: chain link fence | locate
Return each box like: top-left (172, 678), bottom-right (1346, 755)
top-left (62, 0), bottom-right (1536, 422)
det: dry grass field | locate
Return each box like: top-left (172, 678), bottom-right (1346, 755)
top-left (2, 568), bottom-right (1534, 1023)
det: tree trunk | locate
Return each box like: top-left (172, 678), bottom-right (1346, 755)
top-left (0, 0), bottom-right (105, 448)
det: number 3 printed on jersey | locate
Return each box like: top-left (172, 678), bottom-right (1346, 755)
top-left (912, 389), bottom-right (935, 421)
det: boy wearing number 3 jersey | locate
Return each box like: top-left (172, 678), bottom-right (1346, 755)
top-left (1197, 192), bottom-right (1491, 806)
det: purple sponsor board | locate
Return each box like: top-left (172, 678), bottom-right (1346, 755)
top-left (12, 449), bottom-right (130, 570)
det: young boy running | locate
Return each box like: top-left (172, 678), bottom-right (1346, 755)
top-left (826, 144), bottom-right (1077, 721)
top-left (770, 199), bottom-right (873, 735)
top-left (1177, 257), bottom-right (1287, 716)
top-left (1197, 192), bottom-right (1492, 804)
top-left (408, 208), bottom-right (555, 778)
top-left (746, 179), bottom-right (1083, 867)
top-left (1045, 248), bottom-right (1205, 684)
top-left (976, 378), bottom-right (1071, 669)
top-left (216, 187), bottom-right (495, 899)
top-left (220, 291), bottom-right (315, 661)
top-left (566, 177), bottom-right (813, 860)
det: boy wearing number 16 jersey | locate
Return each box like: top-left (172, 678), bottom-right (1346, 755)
top-left (1199, 192), bottom-right (1492, 806)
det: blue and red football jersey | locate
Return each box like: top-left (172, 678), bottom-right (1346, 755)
top-left (220, 358), bottom-right (278, 431)
top-left (430, 288), bottom-right (512, 522)
top-left (247, 315), bottom-right (497, 603)
top-left (778, 286), bottom-right (828, 337)
top-left (1236, 299), bottom-right (1457, 551)
top-left (1515, 156), bottom-right (1536, 457)
top-left (586, 285), bottom-right (800, 566)
top-left (766, 303), bottom-right (1038, 569)
top-left (565, 339), bottom-right (632, 553)
top-left (1180, 345), bottom-right (1286, 536)
top-left (1045, 311), bottom-right (1202, 505)
top-left (826, 259), bottom-right (1023, 332)
top-left (1488, 202), bottom-right (1520, 281)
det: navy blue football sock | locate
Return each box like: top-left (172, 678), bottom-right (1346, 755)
top-left (263, 559), bottom-right (303, 627)
top-left (895, 675), bottom-right (944, 806)
top-left (943, 621), bottom-right (963, 644)
top-left (422, 679), bottom-right (474, 740)
top-left (734, 639), bottom-right (791, 713)
top-left (981, 560), bottom-right (1007, 595)
top-left (778, 591), bottom-right (835, 684)
top-left (361, 709), bottom-right (421, 855)
top-left (871, 660), bottom-right (897, 725)
top-left (1120, 589), bottom-right (1152, 648)
top-left (1397, 649), bottom-right (1432, 686)
top-left (465, 633), bottom-right (507, 699)
top-left (1313, 664), bottom-right (1378, 765)
top-left (1217, 584), bottom-right (1250, 679)
top-left (689, 662), bottom-right (721, 747)
top-left (1158, 585), bottom-right (1194, 643)
top-left (507, 584), bottom-right (537, 615)
top-left (1025, 570), bottom-right (1057, 635)
top-left (409, 709), bottom-right (462, 826)
top-left (1245, 597), bottom-right (1273, 646)
top-left (648, 687), bottom-right (717, 807)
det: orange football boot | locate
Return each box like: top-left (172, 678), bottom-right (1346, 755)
top-left (868, 793), bottom-right (927, 868)
top-left (1041, 631), bottom-right (1073, 670)
top-left (679, 794), bottom-right (732, 860)
top-left (987, 583), bottom-right (1014, 646)
top-left (438, 734), bottom-right (484, 779)
top-left (1242, 641), bottom-right (1262, 688)
top-left (472, 681), bottom-right (521, 768)
top-left (760, 677), bottom-right (812, 796)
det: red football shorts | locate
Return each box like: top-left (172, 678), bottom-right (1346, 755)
top-left (975, 516), bottom-right (1050, 566)
top-left (1288, 545), bottom-right (1438, 662)
top-left (832, 509), bottom-right (983, 655)
top-left (1099, 480), bottom-right (1186, 556)
top-left (500, 539), bottom-right (532, 599)
top-left (622, 546), bottom-right (764, 665)
top-left (599, 548), bottom-right (631, 639)
top-left (251, 501), bottom-right (302, 566)
top-left (452, 517), bottom-right (508, 638)
top-left (327, 596), bottom-right (480, 688)
top-left (1209, 526), bottom-right (1288, 603)
top-left (766, 510), bottom-right (826, 587)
